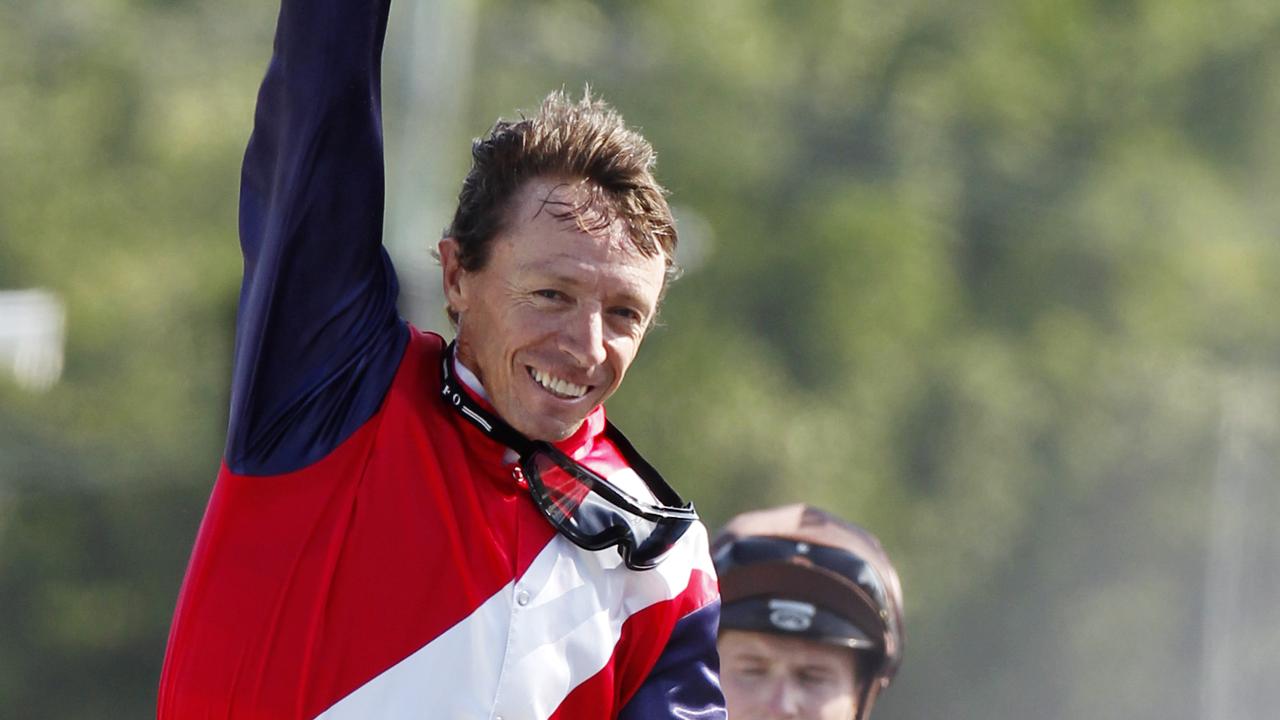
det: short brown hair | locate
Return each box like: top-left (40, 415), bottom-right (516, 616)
top-left (444, 89), bottom-right (678, 285)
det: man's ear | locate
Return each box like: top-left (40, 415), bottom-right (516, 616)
top-left (438, 237), bottom-right (469, 317)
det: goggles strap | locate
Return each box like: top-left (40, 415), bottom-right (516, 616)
top-left (438, 343), bottom-right (535, 455)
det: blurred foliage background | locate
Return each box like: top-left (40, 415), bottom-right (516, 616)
top-left (3, 0), bottom-right (1280, 718)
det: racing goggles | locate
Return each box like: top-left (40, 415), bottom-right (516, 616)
top-left (713, 535), bottom-right (897, 645)
top-left (440, 345), bottom-right (698, 571)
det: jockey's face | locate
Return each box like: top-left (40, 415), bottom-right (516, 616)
top-left (719, 629), bottom-right (860, 720)
top-left (440, 177), bottom-right (665, 441)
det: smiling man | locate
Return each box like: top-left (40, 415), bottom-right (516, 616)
top-left (713, 505), bottom-right (905, 720)
top-left (156, 0), bottom-right (723, 718)
top-left (440, 174), bottom-right (669, 443)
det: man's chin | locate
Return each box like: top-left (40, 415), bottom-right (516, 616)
top-left (523, 419), bottom-right (584, 443)
top-left (508, 410), bottom-right (587, 443)
top-left (502, 392), bottom-right (597, 442)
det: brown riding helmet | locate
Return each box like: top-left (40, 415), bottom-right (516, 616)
top-left (712, 504), bottom-right (905, 720)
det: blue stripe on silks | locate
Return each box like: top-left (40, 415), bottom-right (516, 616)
top-left (619, 599), bottom-right (727, 720)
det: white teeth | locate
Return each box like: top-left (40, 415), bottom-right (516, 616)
top-left (531, 368), bottom-right (588, 399)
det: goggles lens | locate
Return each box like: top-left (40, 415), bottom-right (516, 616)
top-left (525, 444), bottom-right (696, 570)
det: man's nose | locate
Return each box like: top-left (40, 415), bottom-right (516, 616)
top-left (766, 677), bottom-right (801, 719)
top-left (561, 306), bottom-right (607, 367)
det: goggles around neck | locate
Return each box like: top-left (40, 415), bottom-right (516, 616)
top-left (439, 343), bottom-right (698, 571)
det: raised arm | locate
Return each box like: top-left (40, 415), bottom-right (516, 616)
top-left (227, 0), bottom-right (408, 476)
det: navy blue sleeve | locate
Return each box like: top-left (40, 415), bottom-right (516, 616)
top-left (619, 600), bottom-right (728, 720)
top-left (226, 0), bottom-right (409, 475)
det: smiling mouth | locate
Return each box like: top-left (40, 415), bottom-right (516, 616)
top-left (528, 367), bottom-right (591, 400)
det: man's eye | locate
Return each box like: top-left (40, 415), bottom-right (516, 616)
top-left (534, 289), bottom-right (566, 301)
top-left (610, 307), bottom-right (644, 324)
top-left (797, 670), bottom-right (831, 687)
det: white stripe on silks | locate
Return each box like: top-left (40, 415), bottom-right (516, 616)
top-left (314, 523), bottom-right (714, 720)
top-left (312, 576), bottom-right (512, 719)
top-left (491, 525), bottom-right (712, 720)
